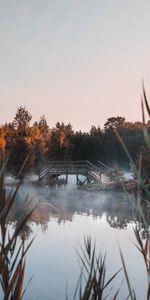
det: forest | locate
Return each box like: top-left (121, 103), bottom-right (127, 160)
top-left (0, 106), bottom-right (149, 177)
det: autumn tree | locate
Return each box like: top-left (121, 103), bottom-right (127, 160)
top-left (48, 122), bottom-right (74, 160)
top-left (31, 120), bottom-right (50, 171)
top-left (38, 115), bottom-right (50, 137)
top-left (8, 107), bottom-right (34, 177)
top-left (2, 122), bottom-right (16, 159)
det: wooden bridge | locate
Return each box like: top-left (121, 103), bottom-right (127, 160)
top-left (39, 160), bottom-right (114, 186)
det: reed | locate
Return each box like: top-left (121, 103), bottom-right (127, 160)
top-left (74, 236), bottom-right (121, 300)
top-left (0, 151), bottom-right (34, 300)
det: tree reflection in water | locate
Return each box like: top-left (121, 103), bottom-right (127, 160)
top-left (7, 183), bottom-right (150, 239)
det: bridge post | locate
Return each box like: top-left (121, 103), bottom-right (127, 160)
top-left (66, 169), bottom-right (68, 184)
top-left (56, 166), bottom-right (58, 184)
top-left (87, 175), bottom-right (90, 184)
top-left (76, 168), bottom-right (79, 186)
top-left (99, 171), bottom-right (101, 182)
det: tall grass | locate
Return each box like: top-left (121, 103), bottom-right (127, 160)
top-left (74, 237), bottom-right (121, 300)
top-left (73, 225), bottom-right (150, 300)
top-left (0, 149), bottom-right (34, 300)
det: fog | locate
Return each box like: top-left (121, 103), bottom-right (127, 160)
top-left (6, 173), bottom-right (140, 234)
top-left (4, 173), bottom-right (148, 300)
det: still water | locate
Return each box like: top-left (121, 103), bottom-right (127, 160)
top-left (9, 175), bottom-right (149, 300)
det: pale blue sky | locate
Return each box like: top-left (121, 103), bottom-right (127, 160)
top-left (0, 0), bottom-right (150, 131)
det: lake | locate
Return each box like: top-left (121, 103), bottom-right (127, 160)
top-left (7, 175), bottom-right (149, 300)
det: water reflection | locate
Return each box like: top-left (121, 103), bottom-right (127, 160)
top-left (7, 181), bottom-right (149, 238)
top-left (5, 179), bottom-right (149, 300)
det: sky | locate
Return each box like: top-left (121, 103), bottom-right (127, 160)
top-left (0, 0), bottom-right (150, 132)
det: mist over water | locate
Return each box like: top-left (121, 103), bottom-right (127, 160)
top-left (6, 175), bottom-right (148, 300)
top-left (8, 174), bottom-right (134, 227)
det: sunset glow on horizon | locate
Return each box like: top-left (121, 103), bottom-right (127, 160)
top-left (1, 0), bottom-right (150, 131)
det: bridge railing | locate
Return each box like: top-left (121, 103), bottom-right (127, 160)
top-left (97, 160), bottom-right (113, 171)
top-left (38, 161), bottom-right (88, 178)
top-left (47, 160), bottom-right (87, 166)
top-left (39, 160), bottom-right (114, 181)
top-left (47, 161), bottom-right (88, 171)
top-left (39, 166), bottom-right (49, 179)
top-left (86, 161), bottom-right (101, 172)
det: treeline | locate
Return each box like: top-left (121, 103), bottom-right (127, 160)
top-left (0, 106), bottom-right (148, 176)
